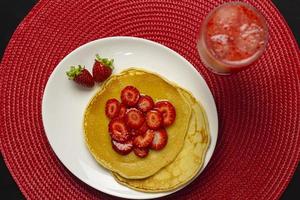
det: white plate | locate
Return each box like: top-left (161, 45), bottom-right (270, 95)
top-left (42, 36), bottom-right (218, 199)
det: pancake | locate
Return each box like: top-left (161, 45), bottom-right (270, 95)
top-left (84, 68), bottom-right (192, 179)
top-left (113, 87), bottom-right (210, 192)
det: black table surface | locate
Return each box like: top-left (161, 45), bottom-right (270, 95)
top-left (1, 0), bottom-right (299, 199)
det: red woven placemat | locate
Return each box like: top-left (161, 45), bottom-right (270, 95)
top-left (1, 0), bottom-right (299, 199)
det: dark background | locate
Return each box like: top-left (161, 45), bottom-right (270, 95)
top-left (0, 0), bottom-right (299, 199)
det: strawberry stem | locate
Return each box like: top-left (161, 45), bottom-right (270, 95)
top-left (66, 65), bottom-right (84, 79)
top-left (95, 54), bottom-right (114, 70)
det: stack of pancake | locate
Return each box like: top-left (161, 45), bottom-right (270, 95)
top-left (84, 68), bottom-right (210, 192)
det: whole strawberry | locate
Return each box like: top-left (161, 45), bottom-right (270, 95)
top-left (66, 65), bottom-right (94, 87)
top-left (93, 54), bottom-right (114, 82)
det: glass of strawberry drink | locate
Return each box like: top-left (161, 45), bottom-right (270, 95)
top-left (197, 2), bottom-right (268, 75)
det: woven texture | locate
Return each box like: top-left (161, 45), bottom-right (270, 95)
top-left (1, 0), bottom-right (299, 199)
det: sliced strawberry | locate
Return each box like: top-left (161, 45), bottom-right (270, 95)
top-left (133, 129), bottom-right (154, 148)
top-left (121, 86), bottom-right (140, 107)
top-left (130, 129), bottom-right (139, 137)
top-left (105, 98), bottom-right (120, 119)
top-left (146, 110), bottom-right (163, 130)
top-left (130, 122), bottom-right (148, 136)
top-left (150, 128), bottom-right (168, 150)
top-left (137, 121), bottom-right (149, 135)
top-left (108, 118), bottom-right (130, 142)
top-left (66, 65), bottom-right (94, 87)
top-left (154, 101), bottom-right (176, 127)
top-left (118, 103), bottom-right (127, 118)
top-left (125, 108), bottom-right (145, 129)
top-left (112, 139), bottom-right (133, 155)
top-left (133, 147), bottom-right (149, 158)
top-left (137, 95), bottom-right (154, 112)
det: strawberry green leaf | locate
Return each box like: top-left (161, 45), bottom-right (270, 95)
top-left (95, 54), bottom-right (114, 70)
top-left (66, 65), bottom-right (84, 79)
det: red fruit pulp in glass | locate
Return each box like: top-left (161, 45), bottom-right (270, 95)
top-left (197, 2), bottom-right (268, 74)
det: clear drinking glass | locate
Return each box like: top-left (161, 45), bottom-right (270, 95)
top-left (197, 2), bottom-right (268, 75)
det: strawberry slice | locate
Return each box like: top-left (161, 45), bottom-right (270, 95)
top-left (121, 86), bottom-right (140, 107)
top-left (137, 121), bottom-right (149, 135)
top-left (125, 108), bottom-right (145, 129)
top-left (105, 98), bottom-right (120, 119)
top-left (150, 128), bottom-right (168, 150)
top-left (108, 118), bottom-right (130, 142)
top-left (133, 129), bottom-right (154, 148)
top-left (112, 139), bottom-right (133, 155)
top-left (130, 129), bottom-right (139, 137)
top-left (133, 147), bottom-right (149, 158)
top-left (146, 110), bottom-right (162, 130)
top-left (118, 103), bottom-right (127, 119)
top-left (130, 122), bottom-right (148, 136)
top-left (154, 101), bottom-right (176, 127)
top-left (137, 95), bottom-right (154, 112)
